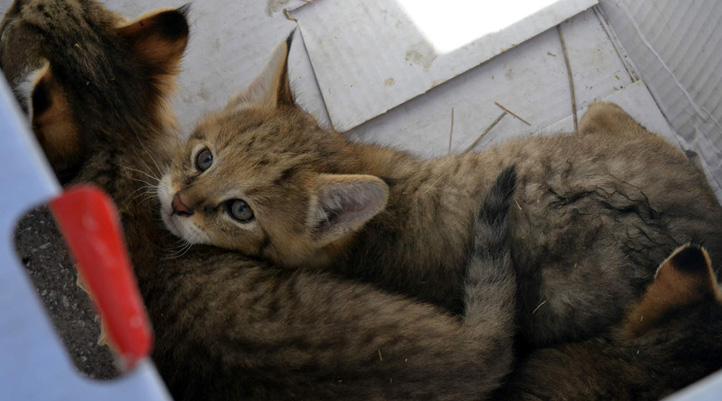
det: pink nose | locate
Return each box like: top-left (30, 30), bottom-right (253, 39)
top-left (171, 193), bottom-right (194, 216)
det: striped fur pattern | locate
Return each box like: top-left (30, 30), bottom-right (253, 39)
top-left (162, 39), bottom-right (722, 350)
top-left (1, 3), bottom-right (520, 399)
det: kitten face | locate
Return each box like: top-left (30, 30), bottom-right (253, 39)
top-left (159, 107), bottom-right (313, 260)
top-left (158, 41), bottom-right (389, 266)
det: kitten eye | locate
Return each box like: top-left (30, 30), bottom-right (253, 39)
top-left (226, 199), bottom-right (254, 223)
top-left (195, 147), bottom-right (213, 171)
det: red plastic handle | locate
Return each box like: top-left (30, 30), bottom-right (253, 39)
top-left (49, 185), bottom-right (152, 371)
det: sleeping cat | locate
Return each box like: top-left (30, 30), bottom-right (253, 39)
top-left (498, 243), bottom-right (722, 400)
top-left (159, 36), bottom-right (722, 348)
top-left (1, 2), bottom-right (519, 399)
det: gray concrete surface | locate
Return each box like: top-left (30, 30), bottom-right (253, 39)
top-left (14, 207), bottom-right (118, 380)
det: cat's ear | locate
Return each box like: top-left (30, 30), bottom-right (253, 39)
top-left (116, 6), bottom-right (190, 78)
top-left (307, 174), bottom-right (389, 247)
top-left (621, 244), bottom-right (719, 338)
top-left (27, 62), bottom-right (82, 172)
top-left (578, 102), bottom-right (650, 137)
top-left (225, 33), bottom-right (295, 111)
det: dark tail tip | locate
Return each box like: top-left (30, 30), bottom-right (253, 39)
top-left (482, 165), bottom-right (517, 221)
top-left (495, 165), bottom-right (517, 202)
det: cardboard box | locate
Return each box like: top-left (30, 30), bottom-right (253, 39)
top-left (601, 0), bottom-right (722, 201)
top-left (1, 0), bottom-right (719, 398)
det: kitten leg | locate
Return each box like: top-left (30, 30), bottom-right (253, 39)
top-left (578, 102), bottom-right (651, 137)
top-left (463, 166), bottom-right (517, 366)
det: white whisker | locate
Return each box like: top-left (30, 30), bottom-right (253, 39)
top-left (125, 175), bottom-right (158, 188)
top-left (114, 162), bottom-right (160, 184)
top-left (136, 137), bottom-right (165, 178)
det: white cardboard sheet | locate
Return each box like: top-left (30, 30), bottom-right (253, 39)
top-left (601, 0), bottom-right (722, 201)
top-left (293, 0), bottom-right (597, 131)
top-left (349, 9), bottom-right (641, 157)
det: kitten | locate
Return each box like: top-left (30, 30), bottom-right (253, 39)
top-left (159, 37), bottom-right (722, 348)
top-left (498, 244), bottom-right (722, 400)
top-left (1, 2), bottom-right (519, 399)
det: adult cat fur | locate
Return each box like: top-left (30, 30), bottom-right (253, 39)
top-left (498, 244), bottom-right (722, 400)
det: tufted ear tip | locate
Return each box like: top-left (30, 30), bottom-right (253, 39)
top-left (225, 35), bottom-right (295, 111)
top-left (286, 28), bottom-right (296, 48)
top-left (116, 7), bottom-right (190, 74)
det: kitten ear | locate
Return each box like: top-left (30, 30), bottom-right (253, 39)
top-left (621, 244), bottom-right (719, 338)
top-left (578, 102), bottom-right (650, 137)
top-left (116, 6), bottom-right (190, 77)
top-left (307, 174), bottom-right (389, 247)
top-left (226, 33), bottom-right (295, 111)
top-left (27, 62), bottom-right (82, 174)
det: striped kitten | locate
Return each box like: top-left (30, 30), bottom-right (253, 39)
top-left (1, 2), bottom-right (518, 399)
top-left (159, 37), bottom-right (722, 349)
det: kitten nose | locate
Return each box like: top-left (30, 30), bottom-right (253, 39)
top-left (171, 193), bottom-right (194, 217)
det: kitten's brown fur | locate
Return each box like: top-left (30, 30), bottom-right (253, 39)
top-left (498, 244), bottom-right (722, 400)
top-left (1, 2), bottom-right (519, 399)
top-left (162, 42), bottom-right (722, 349)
